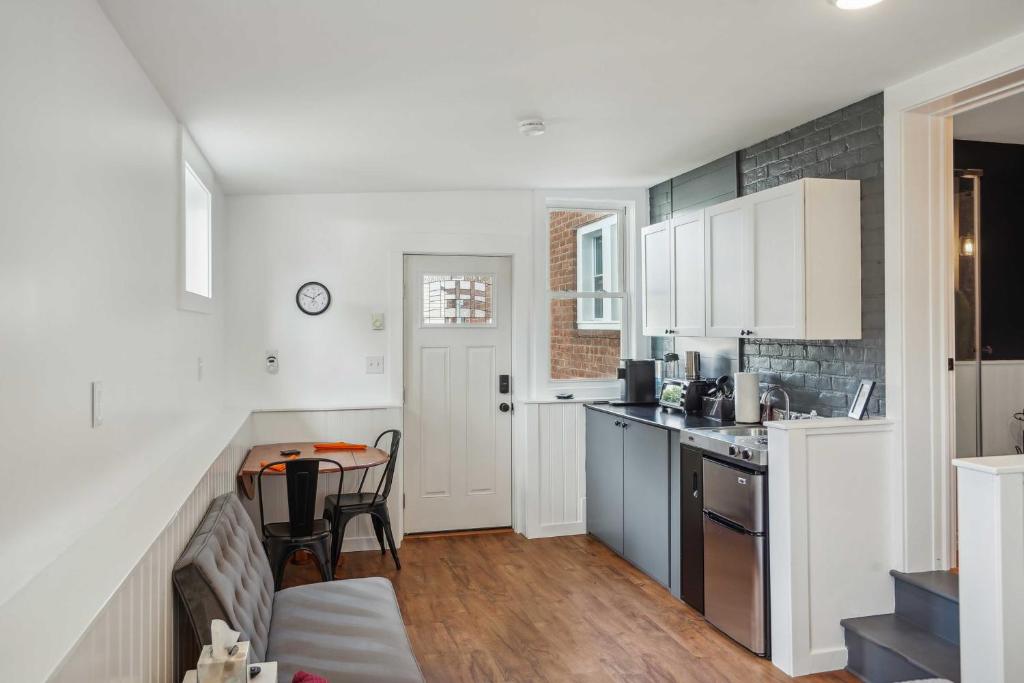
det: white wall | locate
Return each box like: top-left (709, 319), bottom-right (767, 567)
top-left (0, 0), bottom-right (230, 678)
top-left (226, 191), bottom-right (533, 409)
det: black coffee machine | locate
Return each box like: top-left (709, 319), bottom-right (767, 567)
top-left (612, 359), bottom-right (658, 405)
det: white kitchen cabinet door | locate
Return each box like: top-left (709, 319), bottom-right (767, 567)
top-left (749, 182), bottom-right (805, 339)
top-left (641, 220), bottom-right (673, 337)
top-left (670, 211), bottom-right (706, 337)
top-left (704, 199), bottom-right (751, 337)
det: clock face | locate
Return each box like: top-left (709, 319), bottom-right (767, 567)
top-left (296, 281), bottom-right (330, 315)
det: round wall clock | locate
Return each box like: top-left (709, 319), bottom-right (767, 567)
top-left (296, 281), bottom-right (330, 315)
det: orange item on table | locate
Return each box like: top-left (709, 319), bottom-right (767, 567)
top-left (259, 452), bottom-right (300, 472)
top-left (313, 441), bottom-right (367, 451)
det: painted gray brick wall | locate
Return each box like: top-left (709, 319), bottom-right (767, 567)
top-left (738, 93), bottom-right (885, 416)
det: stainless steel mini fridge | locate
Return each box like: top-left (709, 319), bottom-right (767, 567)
top-left (702, 456), bottom-right (768, 656)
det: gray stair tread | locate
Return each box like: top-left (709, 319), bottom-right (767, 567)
top-left (890, 570), bottom-right (959, 603)
top-left (841, 614), bottom-right (960, 682)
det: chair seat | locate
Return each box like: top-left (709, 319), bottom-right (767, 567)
top-left (264, 518), bottom-right (331, 539)
top-left (324, 492), bottom-right (383, 510)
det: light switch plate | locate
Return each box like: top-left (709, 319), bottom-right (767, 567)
top-left (91, 381), bottom-right (103, 427)
top-left (371, 312), bottom-right (385, 331)
top-left (366, 355), bottom-right (385, 374)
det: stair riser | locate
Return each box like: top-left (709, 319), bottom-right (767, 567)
top-left (894, 579), bottom-right (959, 645)
top-left (845, 630), bottom-right (938, 683)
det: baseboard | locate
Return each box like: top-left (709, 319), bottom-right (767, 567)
top-left (340, 535), bottom-right (401, 552)
top-left (527, 521), bottom-right (586, 539)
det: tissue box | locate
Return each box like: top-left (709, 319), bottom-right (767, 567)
top-left (197, 641), bottom-right (250, 683)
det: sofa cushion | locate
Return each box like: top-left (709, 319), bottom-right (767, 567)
top-left (267, 577), bottom-right (423, 683)
top-left (173, 492), bottom-right (276, 662)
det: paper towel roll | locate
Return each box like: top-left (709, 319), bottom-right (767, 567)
top-left (734, 372), bottom-right (761, 424)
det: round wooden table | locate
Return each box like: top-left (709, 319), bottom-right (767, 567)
top-left (237, 441), bottom-right (389, 499)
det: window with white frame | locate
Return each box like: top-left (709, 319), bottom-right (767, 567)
top-left (547, 207), bottom-right (626, 381)
top-left (576, 214), bottom-right (620, 330)
top-left (183, 162), bottom-right (212, 299)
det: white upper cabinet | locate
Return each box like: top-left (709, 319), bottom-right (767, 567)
top-left (639, 177), bottom-right (862, 341)
top-left (705, 199), bottom-right (751, 338)
top-left (707, 178), bottom-right (861, 340)
top-left (641, 212), bottom-right (707, 337)
top-left (641, 220), bottom-right (672, 336)
top-left (670, 211), bottom-right (706, 337)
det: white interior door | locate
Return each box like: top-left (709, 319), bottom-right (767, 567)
top-left (404, 254), bottom-right (513, 533)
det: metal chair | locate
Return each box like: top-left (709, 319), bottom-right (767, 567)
top-left (257, 457), bottom-right (344, 590)
top-left (323, 429), bottom-right (402, 570)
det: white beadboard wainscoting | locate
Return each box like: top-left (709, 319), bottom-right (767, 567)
top-left (523, 401), bottom-right (588, 538)
top-left (44, 406), bottom-right (401, 683)
top-left (47, 415), bottom-right (253, 683)
top-left (767, 418), bottom-right (896, 677)
top-left (243, 407), bottom-right (405, 550)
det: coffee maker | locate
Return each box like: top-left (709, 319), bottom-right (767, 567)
top-left (613, 359), bottom-right (657, 405)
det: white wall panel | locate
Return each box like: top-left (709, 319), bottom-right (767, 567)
top-left (48, 417), bottom-right (253, 683)
top-left (523, 401), bottom-right (587, 538)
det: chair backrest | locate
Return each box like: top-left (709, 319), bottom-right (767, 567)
top-left (172, 493), bottom-right (275, 665)
top-left (370, 429), bottom-right (402, 503)
top-left (257, 457), bottom-right (344, 536)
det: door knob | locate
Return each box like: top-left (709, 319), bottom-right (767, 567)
top-left (499, 402), bottom-right (511, 413)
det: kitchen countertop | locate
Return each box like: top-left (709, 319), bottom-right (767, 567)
top-left (585, 402), bottom-right (734, 432)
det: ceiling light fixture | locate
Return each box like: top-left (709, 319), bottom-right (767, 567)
top-left (519, 119), bottom-right (546, 137)
top-left (832, 0), bottom-right (884, 9)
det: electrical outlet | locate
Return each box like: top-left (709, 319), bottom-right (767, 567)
top-left (366, 355), bottom-right (385, 374)
top-left (91, 381), bottom-right (103, 428)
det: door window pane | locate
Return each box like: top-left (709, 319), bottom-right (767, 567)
top-left (423, 274), bottom-right (494, 326)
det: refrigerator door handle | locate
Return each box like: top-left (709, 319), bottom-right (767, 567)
top-left (703, 509), bottom-right (763, 536)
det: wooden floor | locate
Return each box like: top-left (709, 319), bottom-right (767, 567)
top-left (282, 531), bottom-right (858, 683)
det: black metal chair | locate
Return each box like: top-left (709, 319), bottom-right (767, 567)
top-left (257, 457), bottom-right (344, 590)
top-left (323, 429), bottom-right (402, 570)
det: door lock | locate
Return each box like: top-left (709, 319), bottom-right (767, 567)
top-left (499, 402), bottom-right (512, 413)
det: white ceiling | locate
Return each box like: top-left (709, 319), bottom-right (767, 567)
top-left (98, 0), bottom-right (1024, 195)
top-left (955, 91), bottom-right (1024, 144)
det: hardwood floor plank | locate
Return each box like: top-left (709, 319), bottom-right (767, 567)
top-left (281, 533), bottom-right (857, 683)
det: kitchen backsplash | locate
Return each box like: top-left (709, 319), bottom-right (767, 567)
top-left (648, 93), bottom-right (885, 417)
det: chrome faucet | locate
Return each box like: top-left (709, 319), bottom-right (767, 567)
top-left (760, 385), bottom-right (791, 422)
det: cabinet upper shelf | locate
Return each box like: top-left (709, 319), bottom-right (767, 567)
top-left (641, 178), bottom-right (861, 341)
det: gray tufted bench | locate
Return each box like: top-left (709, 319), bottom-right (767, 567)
top-left (173, 492), bottom-right (423, 683)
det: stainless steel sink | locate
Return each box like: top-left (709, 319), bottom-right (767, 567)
top-left (709, 426), bottom-right (768, 438)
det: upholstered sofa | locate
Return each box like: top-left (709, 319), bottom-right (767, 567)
top-left (173, 492), bottom-right (423, 683)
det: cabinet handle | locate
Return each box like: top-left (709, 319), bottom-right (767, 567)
top-left (614, 420), bottom-right (621, 426)
top-left (692, 472), bottom-right (699, 498)
top-left (622, 423), bottom-right (629, 430)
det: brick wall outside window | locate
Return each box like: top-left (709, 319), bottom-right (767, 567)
top-left (549, 210), bottom-right (621, 380)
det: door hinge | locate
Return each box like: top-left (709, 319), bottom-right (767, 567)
top-left (948, 357), bottom-right (955, 372)
top-left (403, 493), bottom-right (406, 509)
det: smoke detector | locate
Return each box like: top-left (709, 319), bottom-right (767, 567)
top-left (519, 119), bottom-right (546, 137)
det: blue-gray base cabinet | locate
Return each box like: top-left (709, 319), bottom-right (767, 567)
top-left (585, 407), bottom-right (674, 591)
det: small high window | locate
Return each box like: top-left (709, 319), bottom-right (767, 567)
top-left (184, 162), bottom-right (212, 299)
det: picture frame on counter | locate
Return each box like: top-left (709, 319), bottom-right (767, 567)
top-left (848, 379), bottom-right (876, 420)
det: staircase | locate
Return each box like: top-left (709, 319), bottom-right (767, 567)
top-left (841, 570), bottom-right (960, 683)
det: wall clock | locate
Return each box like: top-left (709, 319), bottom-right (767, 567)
top-left (296, 281), bottom-right (330, 315)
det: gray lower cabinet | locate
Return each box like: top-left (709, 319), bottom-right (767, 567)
top-left (585, 407), bottom-right (671, 588)
top-left (623, 420), bottom-right (671, 586)
top-left (585, 409), bottom-right (625, 554)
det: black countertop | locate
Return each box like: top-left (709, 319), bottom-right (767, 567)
top-left (585, 402), bottom-right (734, 432)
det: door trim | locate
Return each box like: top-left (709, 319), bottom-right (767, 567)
top-left (884, 34), bottom-right (1024, 570)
